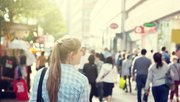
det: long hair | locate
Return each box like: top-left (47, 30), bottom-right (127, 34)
top-left (106, 56), bottom-right (113, 64)
top-left (153, 52), bottom-right (163, 68)
top-left (105, 56), bottom-right (114, 68)
top-left (47, 37), bottom-right (81, 102)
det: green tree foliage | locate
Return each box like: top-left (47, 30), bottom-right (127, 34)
top-left (0, 0), bottom-right (66, 36)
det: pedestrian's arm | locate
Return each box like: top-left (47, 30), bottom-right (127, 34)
top-left (36, 57), bottom-right (40, 68)
top-left (145, 68), bottom-right (153, 90)
top-left (132, 60), bottom-right (136, 76)
top-left (96, 64), bottom-right (105, 82)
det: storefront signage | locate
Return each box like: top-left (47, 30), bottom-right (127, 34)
top-left (110, 23), bottom-right (118, 29)
top-left (144, 22), bottom-right (156, 27)
top-left (134, 26), bottom-right (144, 33)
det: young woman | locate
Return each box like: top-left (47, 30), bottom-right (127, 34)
top-left (96, 56), bottom-right (117, 102)
top-left (36, 51), bottom-right (46, 70)
top-left (30, 37), bottom-right (90, 102)
top-left (145, 52), bottom-right (169, 102)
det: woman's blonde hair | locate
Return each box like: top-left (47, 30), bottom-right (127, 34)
top-left (47, 37), bottom-right (81, 102)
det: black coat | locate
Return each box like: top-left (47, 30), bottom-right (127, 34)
top-left (83, 63), bottom-right (98, 84)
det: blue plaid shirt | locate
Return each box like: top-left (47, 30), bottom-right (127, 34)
top-left (30, 64), bottom-right (90, 102)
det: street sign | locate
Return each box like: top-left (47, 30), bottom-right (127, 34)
top-left (144, 22), bottom-right (156, 27)
top-left (134, 26), bottom-right (144, 33)
top-left (110, 23), bottom-right (118, 29)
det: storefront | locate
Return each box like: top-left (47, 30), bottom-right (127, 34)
top-left (125, 0), bottom-right (180, 52)
top-left (125, 0), bottom-right (180, 31)
top-left (0, 22), bottom-right (36, 98)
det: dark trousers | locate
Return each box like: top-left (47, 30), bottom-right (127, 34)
top-left (97, 82), bottom-right (103, 102)
top-left (152, 84), bottom-right (169, 102)
top-left (90, 83), bottom-right (97, 102)
top-left (124, 75), bottom-right (132, 92)
top-left (136, 75), bottom-right (148, 102)
top-left (170, 81), bottom-right (179, 100)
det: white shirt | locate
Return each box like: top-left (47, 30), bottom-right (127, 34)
top-left (96, 63), bottom-right (117, 83)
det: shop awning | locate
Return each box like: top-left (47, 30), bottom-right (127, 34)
top-left (171, 29), bottom-right (180, 44)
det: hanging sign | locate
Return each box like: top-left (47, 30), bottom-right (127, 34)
top-left (110, 23), bottom-right (118, 29)
top-left (134, 26), bottom-right (144, 33)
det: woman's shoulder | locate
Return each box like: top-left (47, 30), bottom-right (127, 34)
top-left (102, 63), bottom-right (112, 67)
top-left (149, 63), bottom-right (157, 70)
top-left (70, 71), bottom-right (89, 87)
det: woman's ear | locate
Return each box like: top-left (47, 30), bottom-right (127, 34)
top-left (66, 52), bottom-right (74, 64)
top-left (69, 52), bottom-right (74, 59)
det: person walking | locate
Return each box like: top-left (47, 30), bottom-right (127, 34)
top-left (96, 56), bottom-right (117, 102)
top-left (30, 37), bottom-right (90, 102)
top-left (36, 51), bottom-right (46, 70)
top-left (132, 49), bottom-right (151, 102)
top-left (161, 46), bottom-right (171, 64)
top-left (83, 54), bottom-right (98, 102)
top-left (169, 56), bottom-right (180, 102)
top-left (145, 52), bottom-right (170, 102)
top-left (118, 53), bottom-right (126, 77)
top-left (121, 54), bottom-right (132, 93)
top-left (95, 53), bottom-right (104, 102)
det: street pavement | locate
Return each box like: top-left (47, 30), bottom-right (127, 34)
top-left (92, 81), bottom-right (155, 102)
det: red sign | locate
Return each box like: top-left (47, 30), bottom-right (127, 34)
top-left (110, 23), bottom-right (118, 29)
top-left (134, 26), bottom-right (157, 34)
top-left (134, 26), bottom-right (144, 33)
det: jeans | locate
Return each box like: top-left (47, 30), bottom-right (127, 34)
top-left (136, 75), bottom-right (148, 102)
top-left (96, 82), bottom-right (103, 102)
top-left (152, 84), bottom-right (169, 102)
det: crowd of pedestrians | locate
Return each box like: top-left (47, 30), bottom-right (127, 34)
top-left (115, 47), bottom-right (180, 102)
top-left (27, 36), bottom-right (180, 102)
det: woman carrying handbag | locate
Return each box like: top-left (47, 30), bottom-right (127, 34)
top-left (96, 56), bottom-right (117, 102)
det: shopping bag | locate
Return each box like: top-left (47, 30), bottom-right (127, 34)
top-left (119, 77), bottom-right (126, 89)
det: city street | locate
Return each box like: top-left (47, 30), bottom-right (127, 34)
top-left (0, 0), bottom-right (180, 102)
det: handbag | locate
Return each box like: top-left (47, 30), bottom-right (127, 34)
top-left (165, 68), bottom-right (174, 90)
top-left (101, 70), bottom-right (111, 79)
top-left (173, 64), bottom-right (180, 78)
top-left (100, 66), bottom-right (113, 80)
top-left (37, 68), bottom-right (47, 102)
top-left (119, 77), bottom-right (126, 89)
